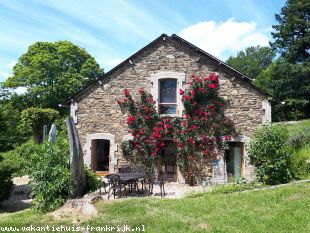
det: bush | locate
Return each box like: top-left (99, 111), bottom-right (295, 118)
top-left (84, 167), bottom-right (100, 194)
top-left (0, 154), bottom-right (15, 202)
top-left (28, 132), bottom-right (73, 211)
top-left (0, 139), bottom-right (37, 177)
top-left (290, 144), bottom-right (310, 180)
top-left (248, 124), bottom-right (293, 185)
top-left (288, 130), bottom-right (310, 150)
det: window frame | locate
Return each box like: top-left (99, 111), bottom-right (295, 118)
top-left (158, 78), bottom-right (178, 115)
top-left (150, 72), bottom-right (185, 117)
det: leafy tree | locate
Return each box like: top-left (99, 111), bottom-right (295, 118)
top-left (253, 62), bottom-right (276, 95)
top-left (21, 107), bottom-right (60, 143)
top-left (226, 46), bottom-right (276, 78)
top-left (0, 95), bottom-right (31, 152)
top-left (2, 41), bottom-right (104, 109)
top-left (271, 59), bottom-right (310, 120)
top-left (271, 0), bottom-right (310, 63)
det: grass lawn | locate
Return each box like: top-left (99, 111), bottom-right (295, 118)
top-left (286, 119), bottom-right (310, 136)
top-left (1, 182), bottom-right (309, 233)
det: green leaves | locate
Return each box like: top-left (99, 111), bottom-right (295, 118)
top-left (27, 133), bottom-right (73, 212)
top-left (248, 124), bottom-right (293, 185)
top-left (3, 40), bottom-right (104, 109)
top-left (21, 107), bottom-right (60, 143)
top-left (226, 46), bottom-right (276, 79)
top-left (271, 0), bottom-right (310, 63)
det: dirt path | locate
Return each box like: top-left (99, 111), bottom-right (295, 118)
top-left (0, 176), bottom-right (32, 213)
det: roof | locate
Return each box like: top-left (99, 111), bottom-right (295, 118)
top-left (68, 33), bottom-right (267, 102)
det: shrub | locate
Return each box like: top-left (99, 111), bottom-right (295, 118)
top-left (290, 144), bottom-right (310, 179)
top-left (288, 130), bottom-right (310, 150)
top-left (84, 167), bottom-right (100, 194)
top-left (0, 154), bottom-right (15, 202)
top-left (0, 139), bottom-right (37, 177)
top-left (28, 132), bottom-right (73, 211)
top-left (248, 124), bottom-right (293, 185)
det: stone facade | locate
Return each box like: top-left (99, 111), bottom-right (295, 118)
top-left (70, 35), bottom-right (271, 183)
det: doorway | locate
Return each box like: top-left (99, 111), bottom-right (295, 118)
top-left (91, 139), bottom-right (110, 174)
top-left (159, 141), bottom-right (178, 181)
top-left (224, 142), bottom-right (243, 183)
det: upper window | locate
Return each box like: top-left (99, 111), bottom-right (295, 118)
top-left (159, 79), bottom-right (177, 115)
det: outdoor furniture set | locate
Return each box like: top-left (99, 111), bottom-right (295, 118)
top-left (99, 165), bottom-right (166, 199)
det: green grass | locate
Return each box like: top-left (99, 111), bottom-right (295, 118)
top-left (1, 182), bottom-right (309, 232)
top-left (86, 182), bottom-right (310, 233)
top-left (286, 119), bottom-right (310, 136)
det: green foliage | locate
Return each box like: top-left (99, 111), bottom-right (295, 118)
top-left (287, 129), bottom-right (310, 150)
top-left (0, 96), bottom-right (31, 152)
top-left (84, 167), bottom-right (100, 193)
top-left (0, 154), bottom-right (15, 201)
top-left (226, 46), bottom-right (276, 78)
top-left (253, 62), bottom-right (275, 95)
top-left (118, 73), bottom-right (237, 182)
top-left (248, 124), bottom-right (293, 185)
top-left (270, 61), bottom-right (310, 120)
top-left (271, 0), bottom-right (310, 63)
top-left (2, 40), bottom-right (104, 109)
top-left (27, 133), bottom-right (73, 212)
top-left (290, 145), bottom-right (310, 179)
top-left (21, 107), bottom-right (59, 143)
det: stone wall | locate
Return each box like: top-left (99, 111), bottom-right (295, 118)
top-left (72, 39), bottom-right (268, 180)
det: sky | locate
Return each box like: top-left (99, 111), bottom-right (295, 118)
top-left (0, 0), bottom-right (285, 87)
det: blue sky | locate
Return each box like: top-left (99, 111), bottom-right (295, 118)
top-left (0, 0), bottom-right (285, 84)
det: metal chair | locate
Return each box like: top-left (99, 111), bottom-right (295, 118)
top-left (134, 165), bottom-right (146, 192)
top-left (99, 177), bottom-right (110, 195)
top-left (148, 172), bottom-right (165, 197)
top-left (107, 174), bottom-right (127, 199)
top-left (118, 166), bottom-right (133, 173)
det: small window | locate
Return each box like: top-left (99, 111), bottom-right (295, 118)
top-left (159, 79), bottom-right (177, 114)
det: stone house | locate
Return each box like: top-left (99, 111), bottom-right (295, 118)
top-left (69, 34), bottom-right (271, 184)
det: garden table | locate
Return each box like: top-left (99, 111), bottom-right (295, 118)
top-left (106, 173), bottom-right (146, 192)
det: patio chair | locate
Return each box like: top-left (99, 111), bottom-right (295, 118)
top-left (107, 174), bottom-right (127, 199)
top-left (134, 165), bottom-right (146, 192)
top-left (148, 172), bottom-right (165, 197)
top-left (118, 165), bottom-right (133, 173)
top-left (98, 177), bottom-right (110, 195)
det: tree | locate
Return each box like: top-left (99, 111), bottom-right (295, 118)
top-left (271, 0), bottom-right (310, 63)
top-left (2, 41), bottom-right (104, 109)
top-left (21, 107), bottom-right (60, 143)
top-left (0, 95), bottom-right (31, 152)
top-left (226, 46), bottom-right (276, 79)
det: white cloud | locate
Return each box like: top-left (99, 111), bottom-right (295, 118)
top-left (179, 18), bottom-right (270, 60)
top-left (13, 86), bottom-right (27, 95)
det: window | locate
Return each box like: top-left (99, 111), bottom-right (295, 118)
top-left (150, 72), bottom-right (185, 117)
top-left (159, 79), bottom-right (177, 114)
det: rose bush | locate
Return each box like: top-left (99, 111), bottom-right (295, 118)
top-left (118, 73), bottom-right (238, 182)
